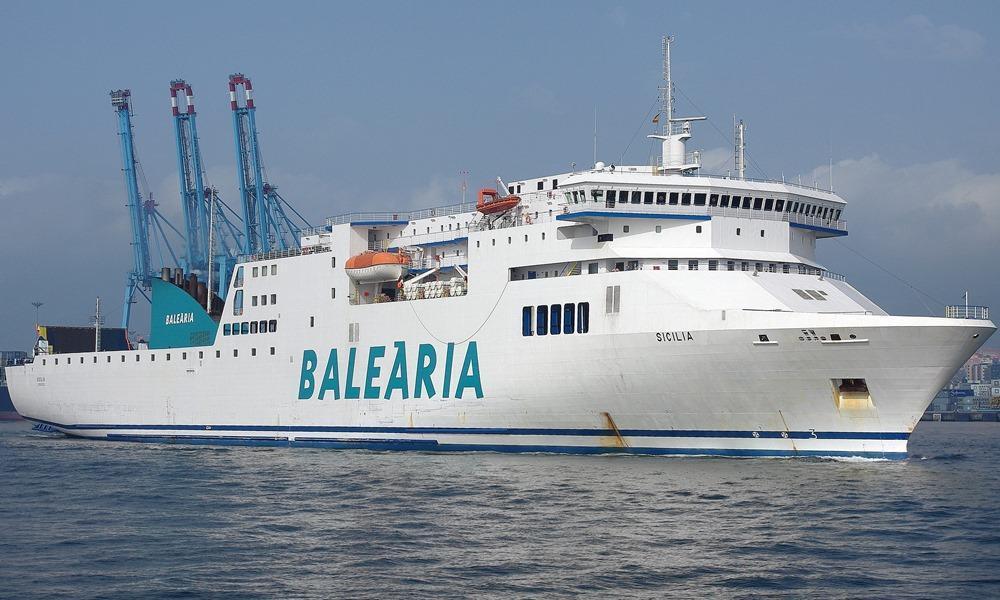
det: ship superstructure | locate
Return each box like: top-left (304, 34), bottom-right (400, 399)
top-left (8, 38), bottom-right (994, 458)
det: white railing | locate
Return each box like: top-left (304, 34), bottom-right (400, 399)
top-left (389, 226), bottom-right (471, 249)
top-left (945, 305), bottom-right (990, 320)
top-left (325, 202), bottom-right (479, 228)
top-left (238, 244), bottom-right (332, 264)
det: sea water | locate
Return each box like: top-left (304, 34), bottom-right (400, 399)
top-left (1, 421), bottom-right (998, 599)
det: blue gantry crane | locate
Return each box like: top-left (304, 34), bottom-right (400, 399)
top-left (169, 79), bottom-right (243, 298)
top-left (111, 89), bottom-right (182, 329)
top-left (229, 73), bottom-right (309, 255)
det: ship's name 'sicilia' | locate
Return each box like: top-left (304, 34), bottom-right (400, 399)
top-left (165, 312), bottom-right (195, 325)
top-left (298, 341), bottom-right (483, 401)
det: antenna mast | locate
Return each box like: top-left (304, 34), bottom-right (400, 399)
top-left (92, 297), bottom-right (104, 352)
top-left (735, 117), bottom-right (746, 180)
top-left (648, 35), bottom-right (704, 174)
top-left (661, 35), bottom-right (673, 135)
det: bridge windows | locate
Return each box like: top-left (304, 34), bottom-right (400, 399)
top-left (688, 260), bottom-right (699, 271)
top-left (668, 260), bottom-right (678, 270)
top-left (753, 197), bottom-right (763, 210)
top-left (694, 193), bottom-right (706, 206)
top-left (720, 195), bottom-right (730, 207)
top-left (631, 191), bottom-right (641, 204)
top-left (681, 193), bottom-right (692, 206)
top-left (643, 191), bottom-right (654, 204)
top-left (657, 191), bottom-right (667, 205)
top-left (709, 194), bottom-right (718, 206)
top-left (764, 198), bottom-right (774, 211)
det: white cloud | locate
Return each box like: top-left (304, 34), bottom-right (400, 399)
top-left (0, 176), bottom-right (47, 198)
top-left (809, 154), bottom-right (999, 327)
top-left (808, 155), bottom-right (1000, 244)
top-left (512, 84), bottom-right (562, 115)
top-left (609, 5), bottom-right (628, 29)
top-left (855, 15), bottom-right (986, 60)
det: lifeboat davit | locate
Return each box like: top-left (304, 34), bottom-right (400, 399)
top-left (477, 188), bottom-right (521, 215)
top-left (345, 251), bottom-right (410, 283)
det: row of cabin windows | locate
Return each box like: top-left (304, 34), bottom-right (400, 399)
top-left (413, 221), bottom-right (469, 235)
top-left (233, 263), bottom-right (278, 289)
top-left (40, 346), bottom-right (277, 366)
top-left (476, 232), bottom-right (546, 248)
top-left (252, 264), bottom-right (278, 278)
top-left (232, 290), bottom-right (277, 315)
top-left (223, 319), bottom-right (278, 336)
top-left (575, 190), bottom-right (842, 222)
top-left (522, 303), bottom-right (590, 336)
top-left (662, 260), bottom-right (821, 275)
top-left (507, 179), bottom-right (558, 194)
top-left (516, 259), bottom-right (823, 277)
top-left (250, 293), bottom-right (277, 307)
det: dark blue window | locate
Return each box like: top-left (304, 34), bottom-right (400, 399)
top-left (232, 323), bottom-right (240, 336)
top-left (536, 306), bottom-right (548, 336)
top-left (564, 303), bottom-right (575, 334)
top-left (223, 324), bottom-right (231, 336)
top-left (550, 304), bottom-right (561, 335)
top-left (241, 322), bottom-right (250, 335)
top-left (577, 302), bottom-right (590, 334)
top-left (522, 307), bottom-right (533, 336)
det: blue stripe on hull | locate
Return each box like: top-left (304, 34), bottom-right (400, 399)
top-left (23, 417), bottom-right (910, 441)
top-left (90, 433), bottom-right (906, 460)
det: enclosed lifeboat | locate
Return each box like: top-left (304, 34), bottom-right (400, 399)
top-left (345, 250), bottom-right (411, 283)
top-left (477, 188), bottom-right (521, 215)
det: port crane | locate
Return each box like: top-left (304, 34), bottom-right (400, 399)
top-left (228, 73), bottom-right (310, 255)
top-left (169, 80), bottom-right (243, 298)
top-left (111, 89), bottom-right (182, 329)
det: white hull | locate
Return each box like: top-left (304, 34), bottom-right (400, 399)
top-left (10, 263), bottom-right (992, 459)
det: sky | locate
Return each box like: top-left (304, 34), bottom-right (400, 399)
top-left (0, 0), bottom-right (998, 350)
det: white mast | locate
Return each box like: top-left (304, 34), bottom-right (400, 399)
top-left (647, 35), bottom-right (704, 174)
top-left (92, 297), bottom-right (103, 352)
top-left (663, 35), bottom-right (672, 134)
top-left (735, 117), bottom-right (747, 180)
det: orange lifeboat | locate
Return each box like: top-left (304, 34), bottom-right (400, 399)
top-left (345, 250), bottom-right (411, 283)
top-left (477, 188), bottom-right (521, 215)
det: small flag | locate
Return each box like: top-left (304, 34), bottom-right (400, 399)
top-left (652, 113), bottom-right (660, 124)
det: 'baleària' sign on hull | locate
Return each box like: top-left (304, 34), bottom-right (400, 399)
top-left (298, 341), bottom-right (483, 401)
top-left (164, 312), bottom-right (195, 325)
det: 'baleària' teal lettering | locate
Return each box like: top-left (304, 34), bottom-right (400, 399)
top-left (297, 341), bottom-right (483, 401)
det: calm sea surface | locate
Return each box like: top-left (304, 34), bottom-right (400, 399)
top-left (1, 421), bottom-right (999, 599)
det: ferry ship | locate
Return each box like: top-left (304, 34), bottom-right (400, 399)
top-left (8, 38), bottom-right (994, 458)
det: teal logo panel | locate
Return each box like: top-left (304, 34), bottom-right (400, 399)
top-left (149, 278), bottom-right (218, 349)
top-left (298, 341), bottom-right (483, 401)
